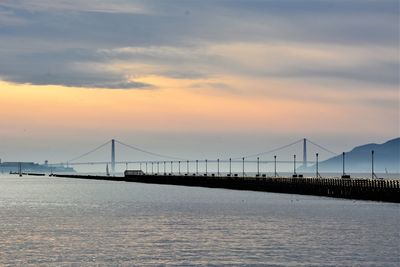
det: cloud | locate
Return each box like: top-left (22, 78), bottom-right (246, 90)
top-left (0, 0), bottom-right (398, 91)
top-left (190, 82), bottom-right (233, 91)
top-left (5, 72), bottom-right (152, 89)
top-left (0, 9), bottom-right (28, 26)
top-left (0, 0), bottom-right (145, 14)
top-left (0, 48), bottom-right (154, 89)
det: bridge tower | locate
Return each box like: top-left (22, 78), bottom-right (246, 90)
top-left (111, 139), bottom-right (115, 173)
top-left (303, 138), bottom-right (307, 168)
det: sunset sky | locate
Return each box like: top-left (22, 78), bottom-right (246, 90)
top-left (0, 0), bottom-right (398, 168)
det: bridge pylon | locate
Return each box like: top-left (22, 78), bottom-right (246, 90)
top-left (111, 139), bottom-right (115, 173)
top-left (303, 138), bottom-right (307, 168)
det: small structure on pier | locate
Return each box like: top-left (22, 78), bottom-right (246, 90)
top-left (125, 170), bottom-right (145, 176)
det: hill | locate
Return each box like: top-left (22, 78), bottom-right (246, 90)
top-left (305, 138), bottom-right (399, 173)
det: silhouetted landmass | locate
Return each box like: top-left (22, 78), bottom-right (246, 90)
top-left (304, 138), bottom-right (399, 173)
top-left (0, 162), bottom-right (75, 173)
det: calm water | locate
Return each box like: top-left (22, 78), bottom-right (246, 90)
top-left (0, 175), bottom-right (399, 266)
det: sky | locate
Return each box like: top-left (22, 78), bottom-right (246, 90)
top-left (0, 0), bottom-right (399, 170)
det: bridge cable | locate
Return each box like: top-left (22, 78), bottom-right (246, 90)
top-left (307, 139), bottom-right (338, 155)
top-left (115, 140), bottom-right (188, 161)
top-left (230, 139), bottom-right (304, 160)
top-left (67, 140), bottom-right (111, 163)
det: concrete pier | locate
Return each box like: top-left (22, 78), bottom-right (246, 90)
top-left (51, 173), bottom-right (400, 203)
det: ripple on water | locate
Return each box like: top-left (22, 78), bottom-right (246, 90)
top-left (0, 176), bottom-right (399, 266)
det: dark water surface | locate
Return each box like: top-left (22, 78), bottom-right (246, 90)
top-left (0, 175), bottom-right (399, 266)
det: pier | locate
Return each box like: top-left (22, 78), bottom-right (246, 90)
top-left (52, 173), bottom-right (400, 203)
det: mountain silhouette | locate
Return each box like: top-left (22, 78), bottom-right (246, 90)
top-left (304, 138), bottom-right (399, 173)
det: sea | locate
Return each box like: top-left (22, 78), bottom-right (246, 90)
top-left (0, 174), bottom-right (399, 266)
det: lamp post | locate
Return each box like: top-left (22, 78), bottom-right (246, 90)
top-left (293, 154), bottom-right (297, 176)
top-left (371, 150), bottom-right (376, 179)
top-left (229, 158), bottom-right (232, 176)
top-left (217, 159), bottom-right (220, 176)
top-left (242, 157), bottom-right (245, 177)
top-left (342, 152), bottom-right (345, 176)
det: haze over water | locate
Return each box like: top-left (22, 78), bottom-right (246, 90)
top-left (0, 175), bottom-right (398, 266)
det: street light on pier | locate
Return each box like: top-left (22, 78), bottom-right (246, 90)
top-left (316, 153), bottom-right (321, 178)
top-left (257, 157), bottom-right (260, 176)
top-left (371, 150), bottom-right (377, 179)
top-left (217, 159), bottom-right (220, 176)
top-left (342, 152), bottom-right (346, 177)
top-left (163, 161), bottom-right (166, 175)
top-left (293, 154), bottom-right (297, 177)
top-left (341, 152), bottom-right (350, 178)
top-left (274, 155), bottom-right (277, 177)
top-left (242, 157), bottom-right (245, 177)
top-left (343, 152), bottom-right (345, 176)
top-left (205, 159), bottom-right (208, 175)
top-left (229, 158), bottom-right (232, 176)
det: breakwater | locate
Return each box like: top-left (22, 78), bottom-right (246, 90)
top-left (9, 172), bottom-right (46, 176)
top-left (51, 173), bottom-right (400, 203)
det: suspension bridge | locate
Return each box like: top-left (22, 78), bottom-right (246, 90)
top-left (41, 138), bottom-right (399, 202)
top-left (52, 138), bottom-right (338, 176)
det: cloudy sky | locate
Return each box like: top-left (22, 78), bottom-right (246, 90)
top-left (0, 0), bottom-right (398, 169)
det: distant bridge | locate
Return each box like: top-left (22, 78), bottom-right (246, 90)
top-left (50, 138), bottom-right (341, 177)
top-left (42, 139), bottom-right (396, 201)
